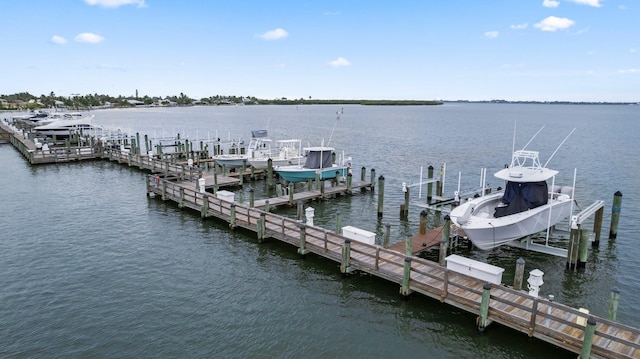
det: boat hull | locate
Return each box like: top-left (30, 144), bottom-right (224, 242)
top-left (450, 193), bottom-right (573, 250)
top-left (275, 166), bottom-right (348, 183)
top-left (248, 157), bottom-right (304, 169)
top-left (213, 155), bottom-right (247, 167)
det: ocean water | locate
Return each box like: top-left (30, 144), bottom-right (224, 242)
top-left (1, 103), bottom-right (638, 358)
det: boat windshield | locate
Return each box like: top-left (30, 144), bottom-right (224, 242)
top-left (304, 150), bottom-right (333, 169)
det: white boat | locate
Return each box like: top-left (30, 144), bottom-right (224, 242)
top-left (274, 146), bottom-right (352, 183)
top-left (213, 130), bottom-right (272, 167)
top-left (449, 129), bottom-right (576, 250)
top-left (248, 139), bottom-right (304, 169)
top-left (33, 115), bottom-right (102, 138)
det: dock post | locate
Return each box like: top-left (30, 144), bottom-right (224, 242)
top-left (340, 239), bottom-right (352, 275)
top-left (288, 183), bottom-right (294, 205)
top-left (401, 257), bottom-right (412, 298)
top-left (296, 200), bottom-right (304, 221)
top-left (267, 159), bottom-right (274, 189)
top-left (249, 188), bottom-right (254, 208)
top-left (593, 206), bottom-right (604, 247)
top-left (405, 234), bottom-right (413, 256)
top-left (400, 184), bottom-right (410, 218)
top-left (257, 214), bottom-right (264, 242)
top-left (229, 204), bottom-right (236, 229)
top-left (320, 180), bottom-right (325, 198)
top-left (298, 223), bottom-right (308, 255)
top-left (427, 165), bottom-right (434, 203)
top-left (438, 237), bottom-right (447, 267)
top-left (361, 166), bottom-right (366, 181)
top-left (567, 228), bottom-right (580, 269)
top-left (578, 229), bottom-right (590, 268)
top-left (478, 283), bottom-right (492, 332)
top-left (608, 287), bottom-right (620, 321)
top-left (307, 178), bottom-right (313, 192)
top-left (264, 199), bottom-right (270, 213)
top-left (161, 181), bottom-right (167, 201)
top-left (276, 182), bottom-right (283, 197)
top-left (377, 175), bottom-right (385, 218)
top-left (383, 223), bottom-right (390, 248)
top-left (178, 188), bottom-right (184, 208)
top-left (419, 210), bottom-right (427, 235)
top-left (514, 258), bottom-right (526, 290)
top-left (346, 173), bottom-right (352, 194)
top-left (580, 317), bottom-right (597, 359)
top-left (609, 191), bottom-right (622, 239)
top-left (335, 211), bottom-right (342, 235)
top-left (315, 172), bottom-right (321, 190)
top-left (201, 195), bottom-right (208, 218)
top-left (370, 169), bottom-right (376, 191)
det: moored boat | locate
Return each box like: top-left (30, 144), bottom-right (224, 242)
top-left (449, 128), bottom-right (576, 250)
top-left (274, 146), bottom-right (351, 183)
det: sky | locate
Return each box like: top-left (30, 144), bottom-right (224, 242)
top-left (1, 0), bottom-right (638, 102)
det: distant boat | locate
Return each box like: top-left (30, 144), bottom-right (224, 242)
top-left (449, 127), bottom-right (576, 250)
top-left (33, 115), bottom-right (102, 138)
top-left (213, 130), bottom-right (272, 167)
top-left (248, 139), bottom-right (304, 169)
top-left (274, 145), bottom-right (351, 183)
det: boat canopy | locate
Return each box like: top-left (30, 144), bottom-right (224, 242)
top-left (251, 129), bottom-right (268, 138)
top-left (304, 148), bottom-right (333, 169)
top-left (494, 181), bottom-right (548, 218)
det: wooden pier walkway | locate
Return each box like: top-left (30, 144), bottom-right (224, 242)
top-left (147, 175), bottom-right (640, 359)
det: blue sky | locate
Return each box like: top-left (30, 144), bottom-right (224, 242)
top-left (1, 0), bottom-right (638, 102)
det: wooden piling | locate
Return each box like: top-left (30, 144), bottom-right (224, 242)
top-left (608, 287), bottom-right (620, 321)
top-left (229, 204), bottom-right (236, 229)
top-left (400, 185), bottom-right (410, 218)
top-left (438, 237), bottom-right (447, 267)
top-left (401, 257), bottom-right (412, 298)
top-left (340, 239), bottom-right (351, 275)
top-left (249, 188), bottom-right (254, 208)
top-left (298, 223), bottom-right (308, 255)
top-left (201, 195), bottom-right (208, 218)
top-left (377, 175), bottom-right (385, 218)
top-left (609, 191), bottom-right (622, 239)
top-left (335, 211), bottom-right (342, 235)
top-left (567, 228), bottom-right (580, 269)
top-left (593, 206), bottom-right (604, 247)
top-left (478, 283), bottom-right (492, 332)
top-left (370, 169), bottom-right (376, 191)
top-left (405, 235), bottom-right (412, 257)
top-left (578, 229), bottom-right (590, 268)
top-left (267, 158), bottom-right (274, 189)
top-left (288, 183), bottom-right (294, 205)
top-left (383, 223), bottom-right (390, 248)
top-left (419, 210), bottom-right (427, 235)
top-left (297, 200), bottom-right (303, 221)
top-left (514, 258), bottom-right (525, 290)
top-left (427, 165), bottom-right (434, 203)
top-left (580, 317), bottom-right (597, 359)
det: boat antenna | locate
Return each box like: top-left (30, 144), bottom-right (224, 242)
top-left (544, 128), bottom-right (576, 167)
top-left (511, 121), bottom-right (517, 156)
top-left (521, 125), bottom-right (545, 151)
top-left (327, 109), bottom-right (342, 147)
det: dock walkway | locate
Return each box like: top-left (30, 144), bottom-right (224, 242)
top-left (147, 175), bottom-right (639, 359)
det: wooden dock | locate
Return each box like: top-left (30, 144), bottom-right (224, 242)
top-left (148, 175), bottom-right (640, 359)
top-left (4, 119), bottom-right (640, 358)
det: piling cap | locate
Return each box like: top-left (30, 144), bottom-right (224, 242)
top-left (516, 258), bottom-right (525, 265)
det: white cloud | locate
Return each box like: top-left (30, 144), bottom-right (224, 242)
top-left (630, 48), bottom-right (637, 53)
top-left (567, 0), bottom-right (601, 7)
top-left (618, 68), bottom-right (639, 74)
top-left (510, 23), bottom-right (528, 30)
top-left (51, 35), bottom-right (67, 44)
top-left (84, 0), bottom-right (147, 8)
top-left (259, 28), bottom-right (288, 40)
top-left (543, 0), bottom-right (560, 8)
top-left (329, 57), bottom-right (351, 67)
top-left (534, 16), bottom-right (575, 31)
top-left (484, 31), bottom-right (499, 38)
top-left (75, 33), bottom-right (105, 44)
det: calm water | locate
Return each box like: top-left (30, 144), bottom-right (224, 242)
top-left (1, 103), bottom-right (638, 358)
